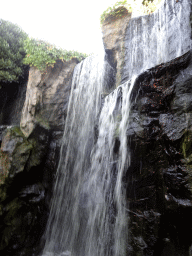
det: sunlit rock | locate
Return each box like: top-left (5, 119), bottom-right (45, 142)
top-left (20, 59), bottom-right (79, 137)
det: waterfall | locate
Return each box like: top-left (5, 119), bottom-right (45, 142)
top-left (42, 48), bottom-right (136, 255)
top-left (122, 0), bottom-right (192, 82)
top-left (42, 0), bottom-right (192, 255)
top-left (42, 54), bottom-right (105, 255)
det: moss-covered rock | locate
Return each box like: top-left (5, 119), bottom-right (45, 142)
top-left (0, 126), bottom-right (32, 186)
top-left (0, 125), bottom-right (50, 255)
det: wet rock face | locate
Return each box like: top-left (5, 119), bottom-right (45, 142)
top-left (122, 0), bottom-right (192, 83)
top-left (0, 125), bottom-right (52, 256)
top-left (0, 58), bottom-right (79, 255)
top-left (127, 51), bottom-right (192, 255)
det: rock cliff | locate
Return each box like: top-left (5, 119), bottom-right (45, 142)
top-left (127, 51), bottom-right (192, 255)
top-left (20, 59), bottom-right (79, 137)
top-left (0, 58), bottom-right (80, 256)
top-left (101, 0), bottom-right (192, 254)
top-left (0, 0), bottom-right (192, 255)
top-left (102, 6), bottom-right (132, 86)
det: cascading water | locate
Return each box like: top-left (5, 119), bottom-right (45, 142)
top-left (42, 0), bottom-right (192, 255)
top-left (122, 0), bottom-right (192, 82)
top-left (42, 54), bottom-right (106, 255)
top-left (42, 49), bottom-right (136, 255)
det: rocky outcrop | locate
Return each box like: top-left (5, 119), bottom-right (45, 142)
top-left (102, 6), bottom-right (132, 86)
top-left (0, 66), bottom-right (29, 126)
top-left (0, 57), bottom-right (80, 255)
top-left (0, 125), bottom-right (49, 256)
top-left (20, 59), bottom-right (79, 137)
top-left (126, 51), bottom-right (192, 255)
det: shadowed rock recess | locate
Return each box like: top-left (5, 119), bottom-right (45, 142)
top-left (0, 59), bottom-right (80, 256)
top-left (1, 0), bottom-right (192, 255)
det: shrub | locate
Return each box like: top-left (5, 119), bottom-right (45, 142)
top-left (0, 19), bottom-right (27, 84)
top-left (100, 0), bottom-right (130, 24)
top-left (23, 37), bottom-right (88, 72)
top-left (100, 0), bottom-right (162, 24)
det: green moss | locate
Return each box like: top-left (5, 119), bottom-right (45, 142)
top-left (27, 139), bottom-right (40, 167)
top-left (181, 131), bottom-right (192, 160)
top-left (4, 199), bottom-right (21, 224)
top-left (180, 131), bottom-right (192, 193)
top-left (190, 14), bottom-right (192, 30)
top-left (0, 199), bottom-right (22, 250)
top-left (0, 126), bottom-right (34, 183)
top-left (35, 115), bottom-right (50, 130)
top-left (9, 125), bottom-right (25, 136)
top-left (0, 187), bottom-right (7, 203)
top-left (0, 150), bottom-right (9, 183)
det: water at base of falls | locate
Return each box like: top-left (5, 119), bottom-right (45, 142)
top-left (42, 52), bottom-right (136, 256)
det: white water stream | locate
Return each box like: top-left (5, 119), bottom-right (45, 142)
top-left (42, 0), bottom-right (192, 255)
top-left (122, 0), bottom-right (192, 81)
top-left (42, 51), bottom-right (136, 255)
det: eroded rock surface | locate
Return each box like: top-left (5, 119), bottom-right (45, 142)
top-left (102, 6), bottom-right (132, 86)
top-left (20, 59), bottom-right (79, 137)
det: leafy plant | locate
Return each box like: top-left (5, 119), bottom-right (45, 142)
top-left (23, 37), bottom-right (88, 72)
top-left (0, 19), bottom-right (27, 84)
top-left (100, 0), bottom-right (131, 24)
top-left (141, 0), bottom-right (162, 14)
top-left (100, 0), bottom-right (162, 24)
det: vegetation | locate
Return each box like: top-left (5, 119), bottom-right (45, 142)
top-left (23, 37), bottom-right (88, 72)
top-left (100, 0), bottom-right (162, 24)
top-left (100, 0), bottom-right (130, 24)
top-left (140, 0), bottom-right (162, 13)
top-left (0, 19), bottom-right (89, 84)
top-left (0, 19), bottom-right (27, 84)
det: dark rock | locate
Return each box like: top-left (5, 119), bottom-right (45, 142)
top-left (127, 51), bottom-right (192, 255)
top-left (0, 65), bottom-right (29, 126)
top-left (0, 125), bottom-right (50, 256)
top-left (19, 183), bottom-right (45, 203)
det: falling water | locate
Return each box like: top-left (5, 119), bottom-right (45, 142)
top-left (42, 0), bottom-right (192, 255)
top-left (42, 46), bottom-right (136, 255)
top-left (122, 0), bottom-right (192, 82)
top-left (42, 54), bottom-right (105, 255)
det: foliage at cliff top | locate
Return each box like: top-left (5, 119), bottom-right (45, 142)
top-left (0, 19), bottom-right (27, 84)
top-left (100, 0), bottom-right (162, 24)
top-left (23, 37), bottom-right (89, 72)
top-left (100, 0), bottom-right (130, 24)
top-left (0, 19), bottom-right (89, 85)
